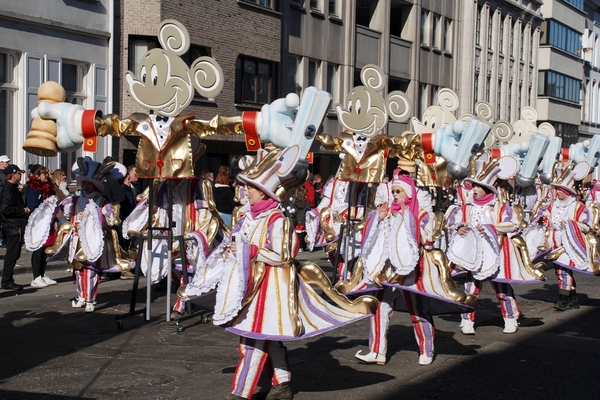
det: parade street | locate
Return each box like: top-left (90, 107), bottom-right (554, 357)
top-left (1, 247), bottom-right (599, 400)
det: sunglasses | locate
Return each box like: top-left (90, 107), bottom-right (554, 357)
top-left (391, 190), bottom-right (403, 194)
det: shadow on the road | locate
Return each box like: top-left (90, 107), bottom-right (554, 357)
top-left (0, 390), bottom-right (91, 399)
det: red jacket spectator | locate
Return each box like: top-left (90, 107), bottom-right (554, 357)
top-left (303, 174), bottom-right (316, 208)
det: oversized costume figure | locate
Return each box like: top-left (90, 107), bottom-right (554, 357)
top-left (178, 145), bottom-right (377, 400)
top-left (22, 19), bottom-right (332, 315)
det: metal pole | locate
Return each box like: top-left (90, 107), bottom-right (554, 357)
top-left (166, 180), bottom-right (174, 321)
top-left (145, 180), bottom-right (154, 321)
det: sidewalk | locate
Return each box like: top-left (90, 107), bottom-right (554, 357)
top-left (1, 246), bottom-right (600, 399)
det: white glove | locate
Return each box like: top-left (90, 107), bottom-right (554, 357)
top-left (34, 102), bottom-right (98, 152)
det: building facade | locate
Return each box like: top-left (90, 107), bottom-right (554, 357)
top-left (582, 0), bottom-right (600, 141)
top-left (0, 0), bottom-right (115, 176)
top-left (537, 0), bottom-right (585, 146)
top-left (456, 0), bottom-right (543, 129)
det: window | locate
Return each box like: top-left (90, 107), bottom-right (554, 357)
top-left (308, 59), bottom-right (320, 88)
top-left (554, 122), bottom-right (579, 147)
top-left (242, 0), bottom-right (278, 11)
top-left (0, 52), bottom-right (16, 156)
top-left (486, 76), bottom-right (491, 102)
top-left (287, 55), bottom-right (302, 96)
top-left (518, 84), bottom-right (522, 115)
top-left (487, 9), bottom-right (493, 50)
top-left (433, 14), bottom-right (441, 50)
top-left (419, 83), bottom-right (427, 119)
top-left (474, 73), bottom-right (479, 109)
top-left (310, 0), bottom-right (321, 12)
top-left (390, 1), bottom-right (410, 39)
top-left (538, 70), bottom-right (581, 103)
top-left (530, 31), bottom-right (534, 61)
top-left (328, 0), bottom-right (340, 17)
top-left (443, 18), bottom-right (453, 52)
top-left (476, 6), bottom-right (481, 46)
top-left (496, 80), bottom-right (501, 120)
top-left (356, 0), bottom-right (375, 29)
top-left (430, 85), bottom-right (439, 106)
top-left (520, 26), bottom-right (525, 61)
top-left (563, 0), bottom-right (583, 10)
top-left (510, 22), bottom-right (515, 57)
top-left (508, 83), bottom-right (512, 121)
top-left (499, 18), bottom-right (504, 54)
top-left (62, 62), bottom-right (87, 105)
top-left (235, 56), bottom-right (277, 105)
top-left (420, 10), bottom-right (430, 46)
top-left (128, 35), bottom-right (159, 75)
top-left (326, 63), bottom-right (338, 109)
top-left (541, 20), bottom-right (582, 57)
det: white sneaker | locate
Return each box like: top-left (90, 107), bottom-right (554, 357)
top-left (460, 319), bottom-right (475, 335)
top-left (419, 354), bottom-right (433, 365)
top-left (355, 350), bottom-right (386, 365)
top-left (503, 317), bottom-right (519, 334)
top-left (42, 275), bottom-right (57, 285)
top-left (85, 302), bottom-right (95, 313)
top-left (31, 276), bottom-right (49, 288)
top-left (72, 297), bottom-right (86, 308)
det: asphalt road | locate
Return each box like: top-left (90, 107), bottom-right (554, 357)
top-left (1, 247), bottom-right (599, 400)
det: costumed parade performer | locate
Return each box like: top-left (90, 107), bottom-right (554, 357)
top-left (29, 157), bottom-right (131, 312)
top-left (446, 155), bottom-right (531, 334)
top-left (24, 164), bottom-right (57, 288)
top-left (177, 145), bottom-right (378, 400)
top-left (338, 170), bottom-right (475, 366)
top-left (525, 161), bottom-right (600, 310)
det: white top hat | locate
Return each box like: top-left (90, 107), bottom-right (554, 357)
top-left (237, 145), bottom-right (304, 201)
top-left (550, 161), bottom-right (590, 195)
top-left (464, 153), bottom-right (518, 194)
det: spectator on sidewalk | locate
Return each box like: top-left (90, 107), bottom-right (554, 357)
top-left (292, 186), bottom-right (310, 252)
top-left (51, 168), bottom-right (70, 203)
top-left (0, 155), bottom-right (9, 246)
top-left (313, 174), bottom-right (323, 205)
top-left (0, 165), bottom-right (29, 290)
top-left (213, 165), bottom-right (237, 227)
top-left (25, 165), bottom-right (57, 288)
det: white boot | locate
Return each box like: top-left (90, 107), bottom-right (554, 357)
top-left (85, 302), bottom-right (95, 313)
top-left (419, 354), bottom-right (433, 365)
top-left (460, 319), bottom-right (475, 335)
top-left (355, 350), bottom-right (386, 365)
top-left (503, 317), bottom-right (518, 334)
top-left (72, 297), bottom-right (86, 308)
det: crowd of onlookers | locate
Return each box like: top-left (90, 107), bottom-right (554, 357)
top-left (0, 155), bottom-right (141, 290)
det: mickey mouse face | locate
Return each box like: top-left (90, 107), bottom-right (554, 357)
top-left (124, 20), bottom-right (224, 117)
top-left (125, 49), bottom-right (193, 116)
top-left (336, 87), bottom-right (386, 137)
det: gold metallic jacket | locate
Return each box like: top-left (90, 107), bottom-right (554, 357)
top-left (97, 113), bottom-right (244, 179)
top-left (318, 132), bottom-right (392, 183)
